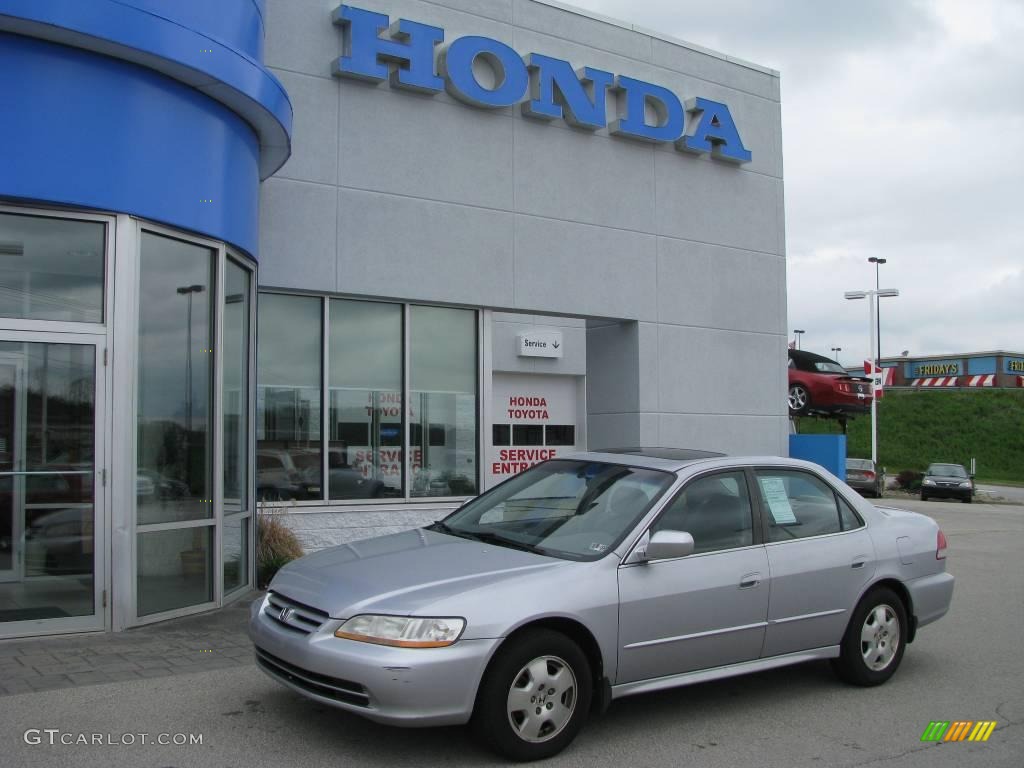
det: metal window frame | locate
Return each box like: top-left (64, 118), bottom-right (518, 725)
top-left (126, 221), bottom-right (257, 627)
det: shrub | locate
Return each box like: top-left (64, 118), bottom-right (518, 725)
top-left (257, 514), bottom-right (304, 588)
top-left (896, 470), bottom-right (924, 491)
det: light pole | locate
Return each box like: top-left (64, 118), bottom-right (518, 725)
top-left (793, 329), bottom-right (805, 350)
top-left (868, 257), bottom-right (887, 360)
top-left (845, 287), bottom-right (899, 465)
top-left (831, 346), bottom-right (842, 357)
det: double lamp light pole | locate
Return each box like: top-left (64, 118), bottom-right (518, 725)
top-left (845, 257), bottom-right (897, 466)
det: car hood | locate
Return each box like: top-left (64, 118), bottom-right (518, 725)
top-left (269, 528), bottom-right (566, 618)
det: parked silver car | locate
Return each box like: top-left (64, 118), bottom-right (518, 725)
top-left (250, 449), bottom-right (954, 761)
top-left (846, 458), bottom-right (885, 498)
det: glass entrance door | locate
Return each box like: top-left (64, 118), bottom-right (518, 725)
top-left (0, 339), bottom-right (104, 635)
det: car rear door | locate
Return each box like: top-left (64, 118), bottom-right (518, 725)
top-left (752, 468), bottom-right (876, 657)
top-left (616, 470), bottom-right (769, 684)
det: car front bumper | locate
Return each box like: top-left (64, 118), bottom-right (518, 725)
top-left (248, 596), bottom-right (500, 727)
top-left (922, 485), bottom-right (972, 500)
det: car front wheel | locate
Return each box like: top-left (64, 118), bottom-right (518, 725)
top-left (471, 629), bottom-right (592, 761)
top-left (831, 587), bottom-right (907, 686)
top-left (788, 384), bottom-right (811, 416)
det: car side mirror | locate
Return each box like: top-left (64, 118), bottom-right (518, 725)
top-left (644, 530), bottom-right (695, 561)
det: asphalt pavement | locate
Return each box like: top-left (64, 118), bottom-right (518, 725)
top-left (1, 497), bottom-right (1022, 767)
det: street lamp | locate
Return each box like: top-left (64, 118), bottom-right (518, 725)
top-left (793, 329), bottom-right (805, 350)
top-left (845, 287), bottom-right (899, 465)
top-left (831, 346), bottom-right (842, 356)
top-left (868, 257), bottom-right (887, 360)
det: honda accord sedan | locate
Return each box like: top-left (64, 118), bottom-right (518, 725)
top-left (250, 448), bottom-right (954, 761)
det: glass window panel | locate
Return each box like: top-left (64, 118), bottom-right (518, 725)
top-left (223, 515), bottom-right (249, 594)
top-left (137, 233), bottom-right (214, 525)
top-left (755, 470), bottom-right (843, 542)
top-left (492, 424), bottom-right (510, 446)
top-left (0, 212), bottom-right (105, 323)
top-left (257, 294), bottom-right (322, 501)
top-left (328, 300), bottom-right (403, 500)
top-left (137, 526), bottom-right (213, 616)
top-left (410, 306), bottom-right (477, 497)
top-left (545, 425), bottom-right (576, 446)
top-left (0, 341), bottom-right (96, 622)
top-left (652, 471), bottom-right (753, 554)
top-left (223, 261), bottom-right (251, 515)
top-left (513, 424), bottom-right (543, 446)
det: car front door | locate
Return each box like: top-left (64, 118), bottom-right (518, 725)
top-left (752, 468), bottom-right (876, 657)
top-left (616, 470), bottom-right (769, 684)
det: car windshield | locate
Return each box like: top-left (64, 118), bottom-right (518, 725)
top-left (847, 459), bottom-right (872, 470)
top-left (434, 460), bottom-right (675, 561)
top-left (813, 361), bottom-right (848, 374)
top-left (928, 464), bottom-right (967, 478)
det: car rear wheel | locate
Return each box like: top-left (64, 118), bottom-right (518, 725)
top-left (831, 587), bottom-right (907, 686)
top-left (788, 384), bottom-right (811, 416)
top-left (471, 629), bottom-right (592, 761)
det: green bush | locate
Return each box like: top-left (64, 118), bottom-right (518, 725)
top-left (797, 389), bottom-right (1024, 483)
top-left (896, 470), bottom-right (923, 491)
top-left (256, 514), bottom-right (304, 588)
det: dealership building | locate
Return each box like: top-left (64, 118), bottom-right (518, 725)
top-left (0, 0), bottom-right (786, 637)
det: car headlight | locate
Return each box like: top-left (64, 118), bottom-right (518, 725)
top-left (958, 481), bottom-right (971, 488)
top-left (923, 478), bottom-right (936, 486)
top-left (335, 615), bottom-right (466, 648)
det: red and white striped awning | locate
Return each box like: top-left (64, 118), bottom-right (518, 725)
top-left (965, 374), bottom-right (995, 387)
top-left (911, 376), bottom-right (959, 387)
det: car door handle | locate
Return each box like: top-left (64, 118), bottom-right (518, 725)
top-left (739, 572), bottom-right (761, 589)
top-left (851, 558), bottom-right (867, 569)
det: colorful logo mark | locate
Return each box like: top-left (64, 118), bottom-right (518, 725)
top-left (920, 721), bottom-right (997, 742)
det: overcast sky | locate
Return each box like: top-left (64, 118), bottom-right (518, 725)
top-left (572, 0), bottom-right (1023, 365)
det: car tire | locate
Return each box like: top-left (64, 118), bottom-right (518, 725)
top-left (788, 384), bottom-right (811, 416)
top-left (963, 496), bottom-right (972, 504)
top-left (471, 629), bottom-right (592, 762)
top-left (920, 492), bottom-right (929, 501)
top-left (831, 587), bottom-right (907, 687)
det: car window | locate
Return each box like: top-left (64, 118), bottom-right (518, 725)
top-left (651, 471), bottom-right (753, 554)
top-left (838, 496), bottom-right (864, 531)
top-left (846, 459), bottom-right (872, 470)
top-left (755, 470), bottom-right (844, 542)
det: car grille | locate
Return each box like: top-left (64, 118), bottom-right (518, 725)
top-left (255, 647), bottom-right (371, 708)
top-left (265, 591), bottom-right (330, 635)
top-left (937, 481), bottom-right (959, 488)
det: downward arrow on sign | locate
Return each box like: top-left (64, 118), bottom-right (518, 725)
top-left (552, 342), bottom-right (560, 349)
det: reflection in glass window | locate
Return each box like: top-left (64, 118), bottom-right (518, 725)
top-left (0, 212), bottom-right (105, 323)
top-left (328, 299), bottom-right (403, 500)
top-left (653, 472), bottom-right (753, 554)
top-left (137, 527), bottom-right (212, 616)
top-left (755, 470), bottom-right (843, 541)
top-left (223, 261), bottom-right (250, 515)
top-left (257, 294), bottom-right (322, 501)
top-left (222, 514), bottom-right (248, 594)
top-left (137, 233), bottom-right (214, 525)
top-left (410, 306), bottom-right (477, 497)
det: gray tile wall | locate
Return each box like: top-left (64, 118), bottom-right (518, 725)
top-left (259, 0), bottom-right (788, 545)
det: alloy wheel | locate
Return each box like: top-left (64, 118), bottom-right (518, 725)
top-left (861, 604), bottom-right (900, 671)
top-left (506, 655), bottom-right (578, 743)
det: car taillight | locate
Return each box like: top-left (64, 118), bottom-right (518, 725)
top-left (936, 529), bottom-right (948, 560)
top-left (836, 382), bottom-right (850, 393)
top-left (864, 471), bottom-right (875, 479)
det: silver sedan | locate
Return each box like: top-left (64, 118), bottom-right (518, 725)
top-left (250, 449), bottom-right (954, 761)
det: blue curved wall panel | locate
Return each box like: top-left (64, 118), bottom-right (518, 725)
top-left (0, 0), bottom-right (292, 258)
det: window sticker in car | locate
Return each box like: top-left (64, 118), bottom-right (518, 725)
top-left (759, 476), bottom-right (797, 524)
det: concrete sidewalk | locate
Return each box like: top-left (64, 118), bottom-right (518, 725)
top-left (0, 592), bottom-right (259, 696)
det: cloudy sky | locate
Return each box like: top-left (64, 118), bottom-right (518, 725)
top-left (572, 0), bottom-right (1023, 365)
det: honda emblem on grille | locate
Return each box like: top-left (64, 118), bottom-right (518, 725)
top-left (279, 607), bottom-right (295, 623)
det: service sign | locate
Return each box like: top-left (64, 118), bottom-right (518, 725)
top-left (911, 360), bottom-right (961, 377)
top-left (332, 5), bottom-right (752, 163)
top-left (518, 331), bottom-right (563, 358)
top-left (1005, 358), bottom-right (1024, 374)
